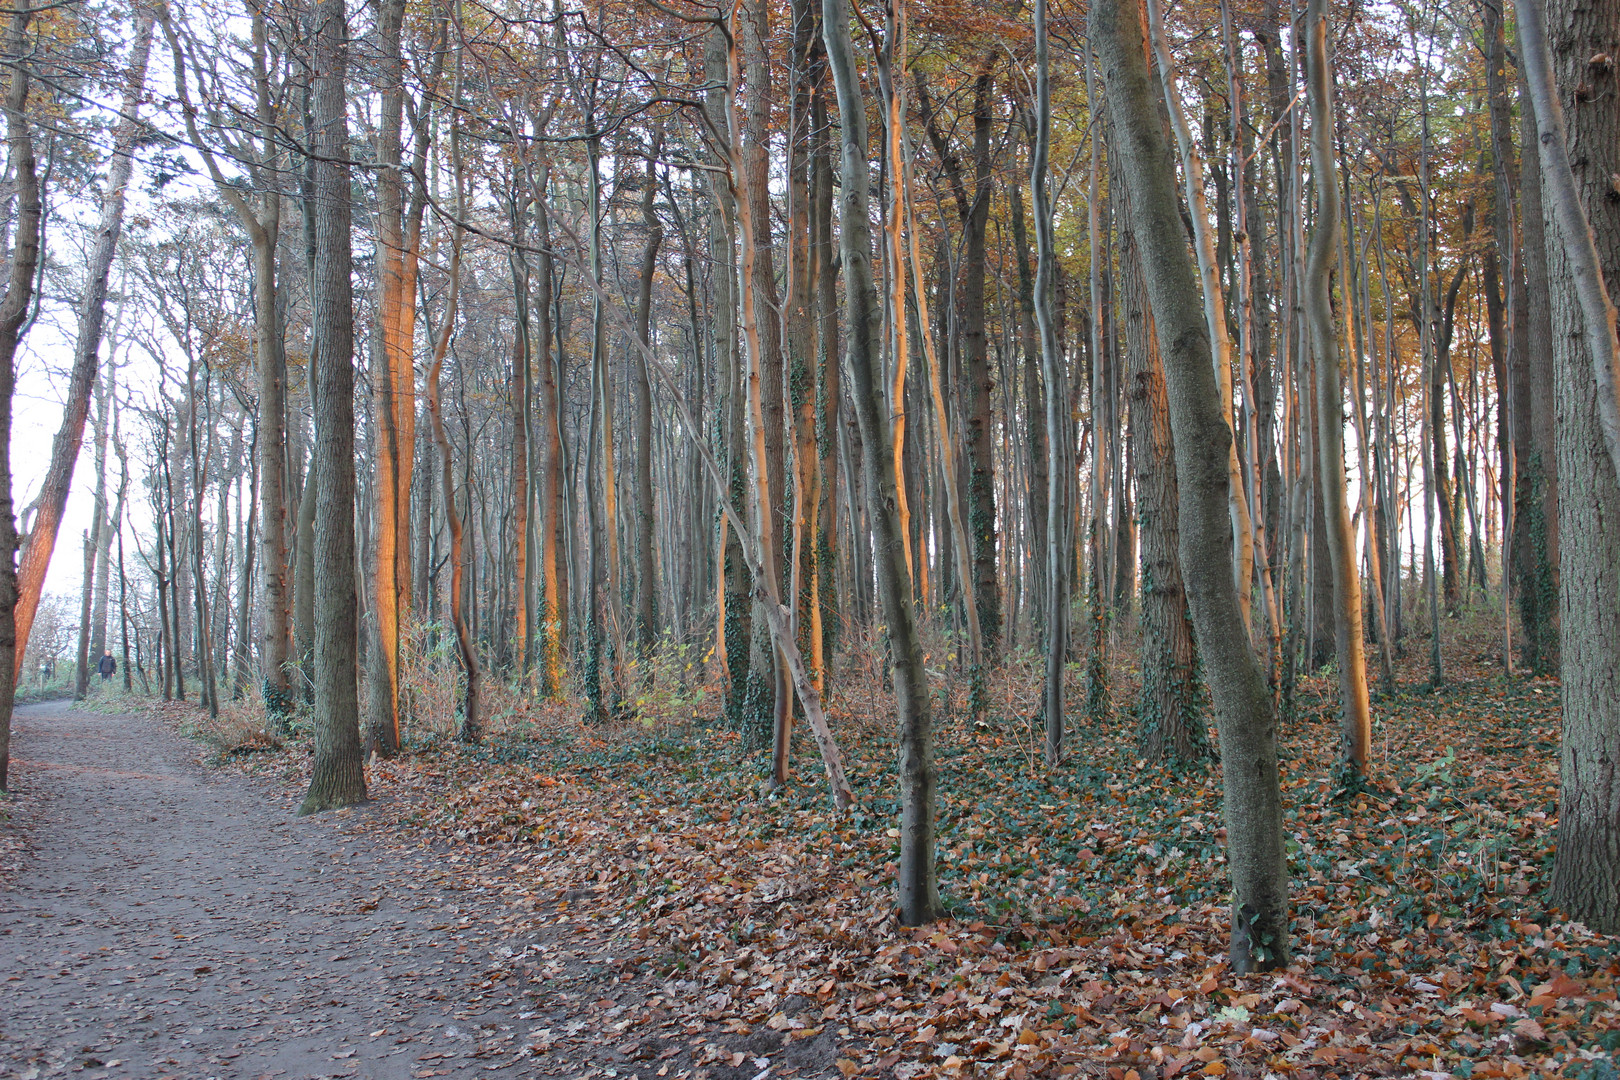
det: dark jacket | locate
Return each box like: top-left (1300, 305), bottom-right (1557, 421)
top-left (97, 653), bottom-right (116, 676)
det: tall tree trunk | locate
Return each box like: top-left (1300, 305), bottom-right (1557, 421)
top-left (1010, 179), bottom-right (1048, 638)
top-left (1520, 0), bottom-right (1620, 933)
top-left (1516, 70), bottom-right (1560, 674)
top-left (1094, 0), bottom-right (1289, 972)
top-left (1416, 52), bottom-right (1445, 686)
top-left (299, 0), bottom-right (366, 814)
top-left (535, 168), bottom-right (566, 697)
top-left (1302, 0), bottom-right (1372, 777)
top-left (824, 0), bottom-right (940, 925)
top-left (703, 22), bottom-right (751, 730)
top-left (0, 1), bottom-right (37, 790)
top-left (634, 146), bottom-right (663, 647)
top-left (1121, 195), bottom-right (1206, 763)
top-left (426, 171), bottom-right (479, 745)
top-left (963, 62), bottom-right (1002, 659)
top-left (742, 0), bottom-right (788, 745)
top-left (1035, 5), bottom-right (1070, 769)
top-left (74, 531), bottom-right (93, 699)
top-left (812, 78), bottom-right (841, 674)
top-left (779, 0), bottom-right (819, 785)
top-left (1144, 0), bottom-right (1256, 636)
top-left (90, 366), bottom-right (114, 664)
top-left (510, 208), bottom-right (532, 672)
top-left (13, 10), bottom-right (153, 679)
top-left (367, 0), bottom-right (425, 754)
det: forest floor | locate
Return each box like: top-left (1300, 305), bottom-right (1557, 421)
top-left (3, 621), bottom-right (1618, 1080)
top-left (0, 699), bottom-right (730, 1080)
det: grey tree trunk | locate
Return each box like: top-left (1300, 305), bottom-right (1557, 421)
top-left (1525, 0), bottom-right (1620, 933)
top-left (299, 0), bottom-right (366, 815)
top-left (90, 367), bottom-right (115, 662)
top-left (0, 2), bottom-right (38, 791)
top-left (1034, 0), bottom-right (1071, 769)
top-left (1093, 0), bottom-right (1289, 971)
top-left (741, 0), bottom-right (788, 746)
top-left (824, 0), bottom-right (939, 925)
top-left (1301, 0), bottom-right (1372, 777)
top-left (74, 532), bottom-right (93, 699)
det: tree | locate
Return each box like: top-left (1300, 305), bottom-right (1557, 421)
top-left (1093, 0), bottom-right (1290, 971)
top-left (299, 0), bottom-right (366, 815)
top-left (1519, 0), bottom-right (1620, 932)
top-left (0, 0), bottom-right (39, 791)
top-left (1301, 0), bottom-right (1372, 777)
top-left (824, 0), bottom-right (939, 925)
top-left (13, 8), bottom-right (154, 680)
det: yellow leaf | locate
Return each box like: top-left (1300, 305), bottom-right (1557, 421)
top-left (1202, 1063), bottom-right (1228, 1077)
top-left (835, 1059), bottom-right (859, 1078)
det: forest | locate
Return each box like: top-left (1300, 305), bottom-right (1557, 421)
top-left (0, 0), bottom-right (1616, 1073)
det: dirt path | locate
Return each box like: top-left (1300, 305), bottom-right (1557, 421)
top-left (0, 701), bottom-right (558, 1080)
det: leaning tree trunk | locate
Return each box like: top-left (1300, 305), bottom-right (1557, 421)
top-left (1519, 0), bottom-right (1620, 933)
top-left (824, 0), bottom-right (940, 926)
top-left (1301, 0), bottom-right (1372, 778)
top-left (0, 2), bottom-right (37, 791)
top-left (299, 0), bottom-right (366, 815)
top-left (13, 10), bottom-right (153, 680)
top-left (1094, 0), bottom-right (1289, 972)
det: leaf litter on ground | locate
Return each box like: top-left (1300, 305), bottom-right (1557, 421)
top-left (173, 633), bottom-right (1618, 1080)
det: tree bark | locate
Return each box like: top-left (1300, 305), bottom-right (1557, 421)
top-left (535, 167), bottom-right (566, 697)
top-left (1302, 0), bottom-right (1372, 777)
top-left (298, 0), bottom-right (366, 815)
top-left (824, 0), bottom-right (939, 924)
top-left (1034, 0), bottom-right (1070, 769)
top-left (1516, 71), bottom-right (1560, 675)
top-left (0, 1), bottom-right (37, 790)
top-left (368, 0), bottom-right (426, 753)
top-left (1094, 0), bottom-right (1289, 971)
top-left (74, 531), bottom-right (93, 699)
top-left (13, 10), bottom-right (153, 679)
top-left (634, 146), bottom-right (663, 648)
top-left (1523, 0), bottom-right (1620, 933)
top-left (1121, 192), bottom-right (1206, 763)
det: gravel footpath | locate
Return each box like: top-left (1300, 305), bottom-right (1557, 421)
top-left (0, 700), bottom-right (549, 1080)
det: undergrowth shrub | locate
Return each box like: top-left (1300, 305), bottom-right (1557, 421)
top-left (183, 691), bottom-right (283, 758)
